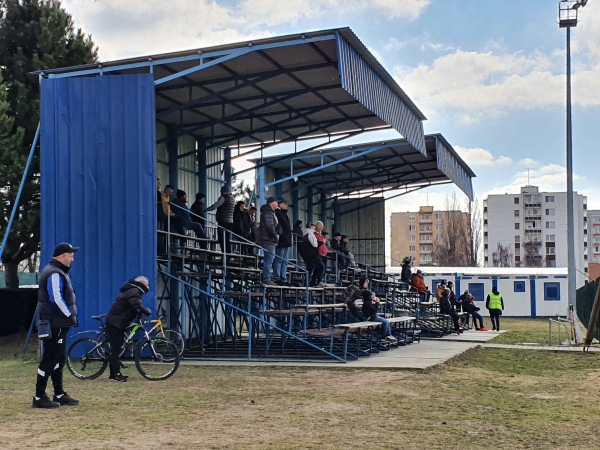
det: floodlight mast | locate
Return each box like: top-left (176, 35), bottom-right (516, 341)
top-left (557, 1), bottom-right (586, 310)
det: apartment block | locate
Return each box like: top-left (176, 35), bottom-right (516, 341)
top-left (588, 209), bottom-right (600, 281)
top-left (390, 206), bottom-right (469, 266)
top-left (483, 185), bottom-right (588, 287)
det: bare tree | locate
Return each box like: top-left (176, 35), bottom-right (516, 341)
top-left (466, 198), bottom-right (482, 267)
top-left (432, 193), bottom-right (471, 266)
top-left (492, 242), bottom-right (513, 267)
top-left (431, 193), bottom-right (482, 267)
top-left (523, 240), bottom-right (543, 267)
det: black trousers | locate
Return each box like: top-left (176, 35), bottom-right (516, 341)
top-left (217, 222), bottom-right (233, 253)
top-left (489, 311), bottom-right (501, 330)
top-left (35, 327), bottom-right (69, 398)
top-left (106, 323), bottom-right (125, 377)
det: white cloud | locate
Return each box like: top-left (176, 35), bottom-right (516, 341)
top-left (518, 158), bottom-right (539, 167)
top-left (63, 0), bottom-right (431, 60)
top-left (454, 146), bottom-right (512, 167)
top-left (394, 49), bottom-right (572, 122)
top-left (393, 9), bottom-right (600, 123)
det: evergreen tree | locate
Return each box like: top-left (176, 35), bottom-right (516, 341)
top-left (0, 0), bottom-right (98, 287)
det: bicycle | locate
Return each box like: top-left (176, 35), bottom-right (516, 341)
top-left (66, 315), bottom-right (180, 381)
top-left (121, 310), bottom-right (185, 358)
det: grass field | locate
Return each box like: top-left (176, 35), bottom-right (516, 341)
top-left (1, 318), bottom-right (599, 450)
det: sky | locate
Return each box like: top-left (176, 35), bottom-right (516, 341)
top-left (61, 0), bottom-right (600, 215)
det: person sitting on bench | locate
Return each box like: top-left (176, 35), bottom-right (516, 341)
top-left (439, 288), bottom-right (463, 335)
top-left (460, 290), bottom-right (488, 331)
top-left (340, 279), bottom-right (365, 321)
top-left (360, 277), bottom-right (397, 343)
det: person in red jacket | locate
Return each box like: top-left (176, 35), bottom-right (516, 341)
top-left (411, 269), bottom-right (431, 301)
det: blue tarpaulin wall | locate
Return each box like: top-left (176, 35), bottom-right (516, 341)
top-left (40, 74), bottom-right (156, 335)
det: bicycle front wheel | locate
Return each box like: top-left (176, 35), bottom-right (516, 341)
top-left (134, 337), bottom-right (180, 381)
top-left (162, 329), bottom-right (185, 356)
top-left (66, 337), bottom-right (108, 380)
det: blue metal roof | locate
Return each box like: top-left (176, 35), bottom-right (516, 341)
top-left (256, 134), bottom-right (475, 201)
top-left (37, 27), bottom-right (426, 155)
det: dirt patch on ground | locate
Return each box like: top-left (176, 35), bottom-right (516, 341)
top-left (2, 324), bottom-right (600, 450)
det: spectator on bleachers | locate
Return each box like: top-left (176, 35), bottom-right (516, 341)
top-left (161, 184), bottom-right (184, 235)
top-left (303, 221), bottom-right (326, 287)
top-left (274, 198), bottom-right (292, 284)
top-left (360, 277), bottom-right (397, 343)
top-left (411, 269), bottom-right (430, 301)
top-left (340, 235), bottom-right (356, 268)
top-left (460, 290), bottom-right (487, 331)
top-left (340, 279), bottom-right (364, 321)
top-left (206, 185), bottom-right (235, 253)
top-left (447, 281), bottom-right (461, 309)
top-left (293, 220), bottom-right (303, 237)
top-left (233, 201), bottom-right (250, 239)
top-left (190, 193), bottom-right (206, 227)
top-left (440, 288), bottom-right (463, 335)
top-left (171, 190), bottom-right (206, 238)
top-left (331, 232), bottom-right (347, 270)
top-left (436, 282), bottom-right (447, 303)
top-left (400, 257), bottom-right (412, 285)
top-left (486, 286), bottom-right (504, 331)
top-left (257, 197), bottom-right (281, 285)
top-left (246, 205), bottom-right (259, 255)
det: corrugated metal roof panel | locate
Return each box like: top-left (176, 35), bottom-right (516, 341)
top-left (337, 33), bottom-right (426, 155)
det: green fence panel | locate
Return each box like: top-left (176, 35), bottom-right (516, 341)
top-left (577, 278), bottom-right (600, 341)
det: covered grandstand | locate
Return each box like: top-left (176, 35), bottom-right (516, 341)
top-left (19, 27), bottom-right (477, 361)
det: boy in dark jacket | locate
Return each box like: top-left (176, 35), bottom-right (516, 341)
top-left (105, 276), bottom-right (152, 382)
top-left (340, 280), bottom-right (365, 321)
top-left (359, 278), bottom-right (397, 343)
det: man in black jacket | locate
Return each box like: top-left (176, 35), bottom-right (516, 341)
top-left (105, 276), bottom-right (152, 382)
top-left (257, 197), bottom-right (280, 285)
top-left (274, 198), bottom-right (292, 285)
top-left (33, 242), bottom-right (80, 409)
top-left (206, 184), bottom-right (235, 253)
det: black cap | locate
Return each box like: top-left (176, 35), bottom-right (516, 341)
top-left (266, 196), bottom-right (278, 204)
top-left (334, 232), bottom-right (341, 237)
top-left (278, 198), bottom-right (289, 204)
top-left (176, 189), bottom-right (186, 199)
top-left (53, 242), bottom-right (80, 257)
top-left (221, 185), bottom-right (230, 193)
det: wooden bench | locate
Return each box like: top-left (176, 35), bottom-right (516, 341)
top-left (297, 326), bottom-right (350, 360)
top-left (338, 321), bottom-right (382, 359)
top-left (387, 316), bottom-right (419, 344)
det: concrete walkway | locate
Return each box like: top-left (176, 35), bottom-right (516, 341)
top-left (181, 329), bottom-right (599, 370)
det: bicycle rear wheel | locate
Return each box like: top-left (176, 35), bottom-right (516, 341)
top-left (134, 337), bottom-right (180, 381)
top-left (162, 329), bottom-right (185, 356)
top-left (66, 337), bottom-right (108, 380)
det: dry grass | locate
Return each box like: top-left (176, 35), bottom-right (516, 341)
top-left (1, 319), bottom-right (599, 449)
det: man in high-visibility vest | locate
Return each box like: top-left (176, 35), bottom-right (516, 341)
top-left (486, 286), bottom-right (504, 331)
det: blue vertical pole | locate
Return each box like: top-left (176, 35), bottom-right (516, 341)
top-left (0, 123), bottom-right (40, 260)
